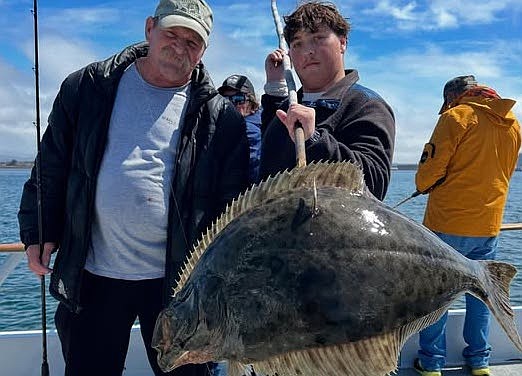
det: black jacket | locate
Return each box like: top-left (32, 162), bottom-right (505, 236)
top-left (260, 70), bottom-right (395, 200)
top-left (18, 42), bottom-right (250, 312)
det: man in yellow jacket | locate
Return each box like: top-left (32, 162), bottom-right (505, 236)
top-left (413, 75), bottom-right (521, 376)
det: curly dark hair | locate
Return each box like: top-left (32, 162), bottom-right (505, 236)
top-left (283, 1), bottom-right (350, 44)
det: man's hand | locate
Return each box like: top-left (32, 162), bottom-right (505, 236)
top-left (26, 242), bottom-right (56, 276)
top-left (276, 103), bottom-right (316, 143)
top-left (265, 48), bottom-right (286, 82)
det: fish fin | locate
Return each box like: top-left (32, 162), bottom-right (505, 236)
top-left (174, 161), bottom-right (366, 296)
top-left (227, 362), bottom-right (256, 376)
top-left (239, 333), bottom-right (399, 376)
top-left (226, 305), bottom-right (451, 376)
top-left (477, 260), bottom-right (522, 352)
top-left (291, 198), bottom-right (312, 231)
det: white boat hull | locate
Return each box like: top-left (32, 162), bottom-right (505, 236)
top-left (1, 307), bottom-right (521, 375)
top-left (399, 306), bottom-right (522, 367)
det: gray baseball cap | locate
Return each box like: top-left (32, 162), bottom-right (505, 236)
top-left (439, 75), bottom-right (477, 114)
top-left (154, 0), bottom-right (213, 46)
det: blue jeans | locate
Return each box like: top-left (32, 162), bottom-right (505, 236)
top-left (211, 361), bottom-right (228, 376)
top-left (418, 232), bottom-right (498, 371)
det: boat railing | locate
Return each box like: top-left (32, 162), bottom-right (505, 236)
top-left (1, 222), bottom-right (522, 286)
top-left (1, 222), bottom-right (521, 254)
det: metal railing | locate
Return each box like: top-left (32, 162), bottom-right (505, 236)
top-left (2, 222), bottom-right (522, 253)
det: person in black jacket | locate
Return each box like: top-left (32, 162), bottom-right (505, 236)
top-left (18, 1), bottom-right (249, 375)
top-left (260, 1), bottom-right (395, 200)
top-left (218, 74), bottom-right (262, 185)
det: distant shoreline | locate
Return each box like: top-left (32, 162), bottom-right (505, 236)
top-left (0, 162), bottom-right (33, 169)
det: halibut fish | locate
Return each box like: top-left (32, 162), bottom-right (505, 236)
top-left (152, 162), bottom-right (522, 376)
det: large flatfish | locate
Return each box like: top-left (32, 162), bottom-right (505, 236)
top-left (152, 162), bottom-right (522, 376)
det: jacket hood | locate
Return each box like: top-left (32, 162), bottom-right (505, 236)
top-left (456, 96), bottom-right (517, 128)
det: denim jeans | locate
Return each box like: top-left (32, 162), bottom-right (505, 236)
top-left (211, 361), bottom-right (228, 376)
top-left (417, 232), bottom-right (498, 371)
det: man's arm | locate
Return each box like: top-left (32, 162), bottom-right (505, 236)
top-left (261, 48), bottom-right (289, 135)
top-left (415, 112), bottom-right (468, 193)
top-left (261, 94), bottom-right (287, 134)
top-left (18, 72), bottom-right (79, 274)
top-left (261, 94), bottom-right (395, 200)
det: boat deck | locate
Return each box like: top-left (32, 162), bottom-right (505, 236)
top-left (397, 363), bottom-right (522, 375)
top-left (1, 307), bottom-right (521, 375)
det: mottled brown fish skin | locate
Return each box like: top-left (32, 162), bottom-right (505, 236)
top-left (154, 185), bottom-right (484, 368)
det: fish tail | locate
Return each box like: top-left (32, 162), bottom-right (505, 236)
top-left (480, 260), bottom-right (522, 352)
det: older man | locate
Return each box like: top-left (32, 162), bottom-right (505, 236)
top-left (18, 1), bottom-right (249, 375)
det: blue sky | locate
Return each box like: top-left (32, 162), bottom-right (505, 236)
top-left (0, 0), bottom-right (521, 162)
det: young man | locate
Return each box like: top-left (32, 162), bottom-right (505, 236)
top-left (18, 0), bottom-right (249, 375)
top-left (414, 76), bottom-right (521, 376)
top-left (218, 74), bottom-right (262, 185)
top-left (260, 0), bottom-right (395, 200)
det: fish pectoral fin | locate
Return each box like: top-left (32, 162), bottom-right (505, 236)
top-left (291, 198), bottom-right (313, 231)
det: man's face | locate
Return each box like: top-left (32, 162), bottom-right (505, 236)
top-left (289, 26), bottom-right (346, 92)
top-left (146, 17), bottom-right (206, 86)
top-left (221, 88), bottom-right (252, 117)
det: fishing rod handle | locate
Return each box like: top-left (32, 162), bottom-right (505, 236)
top-left (294, 122), bottom-right (306, 168)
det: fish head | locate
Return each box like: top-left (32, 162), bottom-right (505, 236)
top-left (152, 278), bottom-right (229, 372)
top-left (152, 285), bottom-right (206, 372)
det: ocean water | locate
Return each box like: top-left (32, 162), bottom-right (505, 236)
top-left (0, 168), bottom-right (521, 331)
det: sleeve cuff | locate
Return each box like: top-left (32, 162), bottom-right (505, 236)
top-left (264, 80), bottom-right (289, 97)
top-left (305, 130), bottom-right (321, 146)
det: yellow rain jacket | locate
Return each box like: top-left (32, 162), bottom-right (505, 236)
top-left (415, 96), bottom-right (521, 236)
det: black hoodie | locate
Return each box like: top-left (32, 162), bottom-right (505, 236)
top-left (260, 69), bottom-right (395, 201)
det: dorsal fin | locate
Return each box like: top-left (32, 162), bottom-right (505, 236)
top-left (173, 161), bottom-right (366, 296)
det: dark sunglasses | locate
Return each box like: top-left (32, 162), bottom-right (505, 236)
top-left (225, 93), bottom-right (247, 105)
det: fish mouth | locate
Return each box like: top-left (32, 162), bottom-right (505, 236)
top-left (156, 346), bottom-right (182, 373)
top-left (156, 349), bottom-right (215, 372)
top-left (152, 309), bottom-right (182, 372)
top-left (152, 307), bottom-right (215, 372)
top-left (175, 350), bottom-right (214, 367)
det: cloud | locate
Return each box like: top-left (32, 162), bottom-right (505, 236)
top-left (0, 30), bottom-right (100, 160)
top-left (363, 0), bottom-right (521, 31)
top-left (348, 40), bottom-right (522, 163)
top-left (0, 0), bottom-right (520, 163)
top-left (0, 58), bottom-right (39, 159)
top-left (45, 7), bottom-right (120, 26)
top-left (204, 2), bottom-right (288, 99)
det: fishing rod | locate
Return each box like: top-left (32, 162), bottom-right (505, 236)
top-left (392, 190), bottom-right (420, 209)
top-left (392, 176), bottom-right (446, 209)
top-left (32, 0), bottom-right (50, 375)
top-left (270, 0), bottom-right (306, 168)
